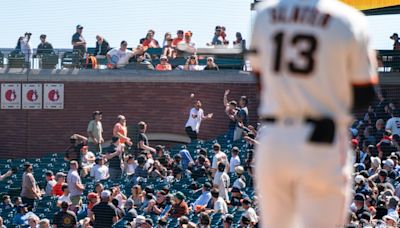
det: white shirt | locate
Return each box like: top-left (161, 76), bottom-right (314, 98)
top-left (212, 151), bottom-right (228, 170)
top-left (229, 155), bottom-right (241, 173)
top-left (20, 37), bottom-right (32, 62)
top-left (185, 108), bottom-right (205, 133)
top-left (248, 0), bottom-right (377, 126)
top-left (233, 177), bottom-right (246, 190)
top-left (244, 207), bottom-right (259, 224)
top-left (90, 164), bottom-right (109, 181)
top-left (82, 151), bottom-right (95, 167)
top-left (67, 170), bottom-right (83, 196)
top-left (57, 194), bottom-right (72, 205)
top-left (213, 171), bottom-right (230, 200)
top-left (107, 48), bottom-right (134, 68)
top-left (214, 196), bottom-right (228, 214)
top-left (386, 117), bottom-right (400, 136)
top-left (126, 162), bottom-right (138, 175)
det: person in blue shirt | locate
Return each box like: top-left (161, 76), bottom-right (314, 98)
top-left (179, 146), bottom-right (194, 170)
top-left (191, 182), bottom-right (212, 212)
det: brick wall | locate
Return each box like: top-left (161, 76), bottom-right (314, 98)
top-left (0, 70), bottom-right (258, 158)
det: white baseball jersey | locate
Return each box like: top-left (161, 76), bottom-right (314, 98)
top-left (386, 117), bottom-right (400, 136)
top-left (248, 0), bottom-right (378, 125)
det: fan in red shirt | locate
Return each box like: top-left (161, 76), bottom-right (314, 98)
top-left (172, 30), bottom-right (184, 48)
top-left (51, 172), bottom-right (67, 196)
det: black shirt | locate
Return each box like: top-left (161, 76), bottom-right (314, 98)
top-left (53, 210), bottom-right (77, 228)
top-left (138, 133), bottom-right (149, 152)
top-left (105, 144), bottom-right (122, 169)
top-left (92, 202), bottom-right (117, 228)
top-left (72, 32), bottom-right (86, 55)
top-left (204, 65), bottom-right (219, 71)
top-left (37, 42), bottom-right (54, 55)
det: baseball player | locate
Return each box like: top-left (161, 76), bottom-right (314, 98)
top-left (248, 0), bottom-right (378, 227)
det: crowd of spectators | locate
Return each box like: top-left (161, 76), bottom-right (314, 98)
top-left (348, 90), bottom-right (400, 227)
top-left (0, 90), bottom-right (259, 227)
top-left (10, 25), bottom-right (245, 71)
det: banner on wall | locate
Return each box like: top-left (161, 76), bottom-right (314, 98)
top-left (341, 0), bottom-right (399, 10)
top-left (1, 83), bottom-right (21, 109)
top-left (43, 83), bottom-right (64, 109)
top-left (22, 84), bottom-right (42, 109)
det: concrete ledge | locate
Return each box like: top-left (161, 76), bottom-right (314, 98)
top-left (0, 68), bottom-right (256, 84)
top-left (147, 133), bottom-right (191, 144)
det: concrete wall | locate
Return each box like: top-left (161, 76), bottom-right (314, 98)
top-left (0, 68), bottom-right (398, 158)
top-left (0, 69), bottom-right (258, 158)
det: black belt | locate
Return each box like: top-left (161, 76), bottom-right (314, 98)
top-left (260, 116), bottom-right (336, 144)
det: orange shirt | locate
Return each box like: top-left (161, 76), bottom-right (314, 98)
top-left (113, 123), bottom-right (127, 144)
top-left (156, 64), bottom-right (172, 71)
top-left (172, 38), bottom-right (183, 47)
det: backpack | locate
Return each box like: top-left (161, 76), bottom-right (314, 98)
top-left (85, 55), bottom-right (97, 69)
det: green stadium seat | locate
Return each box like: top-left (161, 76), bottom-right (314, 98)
top-left (7, 52), bottom-right (25, 68)
top-left (146, 48), bottom-right (163, 56)
top-left (0, 51), bottom-right (3, 68)
top-left (61, 51), bottom-right (81, 69)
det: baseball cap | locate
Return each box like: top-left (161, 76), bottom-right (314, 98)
top-left (117, 115), bottom-right (126, 120)
top-left (92, 110), bottom-right (102, 116)
top-left (134, 215), bottom-right (146, 225)
top-left (203, 182), bottom-right (212, 191)
top-left (160, 55), bottom-right (168, 60)
top-left (231, 187), bottom-right (241, 193)
top-left (379, 169), bottom-right (388, 177)
top-left (175, 191), bottom-right (185, 201)
top-left (184, 31), bottom-right (191, 37)
top-left (125, 198), bottom-right (134, 207)
top-left (40, 34), bottom-right (46, 39)
top-left (383, 159), bottom-right (394, 169)
top-left (55, 172), bottom-right (66, 179)
top-left (45, 170), bottom-right (54, 177)
top-left (354, 175), bottom-right (365, 184)
top-left (24, 162), bottom-right (32, 168)
top-left (354, 163), bottom-right (366, 172)
top-left (383, 215), bottom-right (397, 223)
top-left (76, 24), bottom-right (83, 29)
top-left (155, 145), bottom-right (165, 152)
top-left (354, 193), bottom-right (365, 202)
top-left (235, 166), bottom-right (244, 175)
top-left (391, 33), bottom-right (399, 39)
top-left (178, 216), bottom-right (189, 224)
top-left (100, 190), bottom-right (111, 199)
top-left (242, 198), bottom-right (252, 205)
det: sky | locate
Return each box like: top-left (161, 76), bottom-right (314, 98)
top-left (0, 0), bottom-right (397, 50)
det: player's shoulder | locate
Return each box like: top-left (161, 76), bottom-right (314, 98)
top-left (319, 0), bottom-right (368, 28)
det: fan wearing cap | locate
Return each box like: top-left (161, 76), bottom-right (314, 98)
top-left (170, 192), bottom-right (189, 218)
top-left (192, 182), bottom-right (212, 212)
top-left (87, 110), bottom-right (104, 153)
top-left (89, 190), bottom-right (118, 227)
top-left (51, 172), bottom-right (67, 196)
top-left (390, 33), bottom-right (400, 50)
top-left (71, 24), bottom-right (86, 57)
top-left (52, 201), bottom-right (78, 228)
top-left (352, 193), bottom-right (368, 218)
top-left (80, 146), bottom-right (95, 177)
top-left (222, 214), bottom-right (234, 228)
top-left (36, 34), bottom-right (54, 55)
top-left (113, 115), bottom-right (133, 146)
top-left (90, 156), bottom-right (109, 182)
top-left (44, 170), bottom-right (56, 197)
top-left (20, 32), bottom-right (33, 65)
top-left (177, 31), bottom-right (196, 57)
top-left (205, 187), bottom-right (228, 214)
top-left (172, 30), bottom-right (184, 47)
top-left (242, 198), bottom-right (259, 226)
top-left (213, 162), bottom-right (230, 201)
top-left (232, 166), bottom-right (246, 190)
top-left (229, 147), bottom-right (241, 173)
top-left (386, 109), bottom-right (400, 137)
top-left (211, 143), bottom-right (228, 177)
top-left (155, 55), bottom-right (172, 71)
